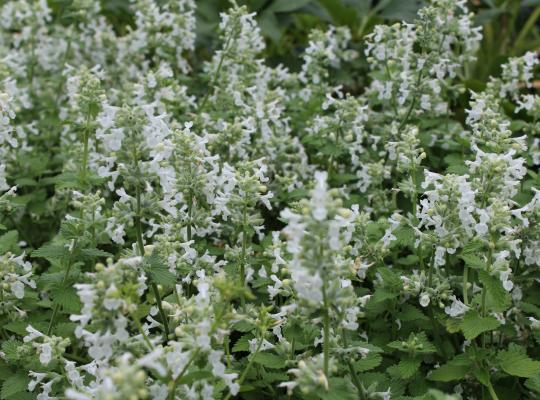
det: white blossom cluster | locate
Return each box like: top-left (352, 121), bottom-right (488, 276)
top-left (0, 0), bottom-right (539, 399)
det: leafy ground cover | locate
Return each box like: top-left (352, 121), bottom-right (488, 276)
top-left (1, 0), bottom-right (540, 399)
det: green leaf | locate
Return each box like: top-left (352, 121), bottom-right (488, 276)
top-left (498, 345), bottom-right (540, 378)
top-left (354, 352), bottom-right (382, 372)
top-left (473, 368), bottom-right (490, 387)
top-left (144, 252), bottom-right (176, 287)
top-left (429, 357), bottom-right (471, 382)
top-left (321, 377), bottom-right (356, 400)
top-left (525, 374), bottom-right (540, 393)
top-left (397, 356), bottom-right (421, 379)
top-left (80, 248), bottom-right (113, 258)
top-left (459, 254), bottom-right (486, 270)
top-left (0, 231), bottom-right (18, 254)
top-left (461, 240), bottom-right (484, 254)
top-left (268, 0), bottom-right (312, 13)
top-left (1, 374), bottom-right (29, 400)
top-left (477, 271), bottom-right (511, 312)
top-left (397, 304), bottom-right (428, 322)
top-left (232, 334), bottom-right (253, 353)
top-left (233, 320), bottom-right (256, 333)
top-left (459, 310), bottom-right (500, 340)
top-left (1, 341), bottom-right (21, 363)
top-left (251, 352), bottom-right (286, 369)
top-left (32, 243), bottom-right (67, 260)
top-left (52, 285), bottom-right (81, 313)
top-left (177, 370), bottom-right (214, 385)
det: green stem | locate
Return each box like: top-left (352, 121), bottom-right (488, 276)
top-left (487, 380), bottom-right (500, 400)
top-left (463, 266), bottom-right (469, 305)
top-left (81, 109), bottom-right (92, 189)
top-left (514, 7), bottom-right (540, 54)
top-left (342, 328), bottom-right (366, 400)
top-left (224, 338), bottom-right (264, 400)
top-left (198, 19), bottom-right (239, 113)
top-left (239, 202), bottom-right (248, 309)
top-left (411, 165), bottom-right (417, 218)
top-left (187, 190), bottom-right (193, 242)
top-left (322, 281), bottom-right (330, 379)
top-left (47, 239), bottom-right (78, 335)
top-left (167, 348), bottom-right (201, 400)
top-left (152, 282), bottom-right (170, 339)
top-left (131, 311), bottom-right (154, 350)
top-left (132, 149), bottom-right (170, 339)
top-left (167, 307), bottom-right (227, 399)
top-left (397, 69), bottom-right (424, 135)
top-left (481, 247), bottom-right (493, 348)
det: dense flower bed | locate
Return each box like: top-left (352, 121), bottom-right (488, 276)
top-left (1, 0), bottom-right (540, 399)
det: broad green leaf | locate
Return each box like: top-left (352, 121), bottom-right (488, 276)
top-left (397, 304), bottom-right (428, 322)
top-left (459, 310), bottom-right (500, 340)
top-left (1, 341), bottom-right (21, 363)
top-left (268, 0), bottom-right (312, 13)
top-left (473, 368), bottom-right (490, 387)
top-left (233, 320), bottom-right (256, 333)
top-left (251, 352), bottom-right (286, 369)
top-left (354, 352), bottom-right (382, 372)
top-left (232, 334), bottom-right (253, 353)
top-left (321, 377), bottom-right (356, 400)
top-left (0, 231), bottom-right (18, 254)
top-left (144, 252), bottom-right (176, 286)
top-left (498, 345), bottom-right (540, 378)
top-left (81, 248), bottom-right (113, 258)
top-left (1, 374), bottom-right (28, 400)
top-left (32, 243), bottom-right (67, 260)
top-left (459, 254), bottom-right (486, 270)
top-left (177, 370), bottom-right (214, 385)
top-left (397, 356), bottom-right (421, 379)
top-left (525, 375), bottom-right (540, 393)
top-left (477, 271), bottom-right (512, 312)
top-left (51, 286), bottom-right (81, 313)
top-left (429, 362), bottom-right (470, 382)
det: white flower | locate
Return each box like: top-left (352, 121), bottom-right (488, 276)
top-left (444, 295), bottom-right (469, 317)
top-left (419, 292), bottom-right (430, 307)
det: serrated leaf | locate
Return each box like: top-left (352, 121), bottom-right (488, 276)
top-left (177, 370), bottom-right (213, 385)
top-left (52, 286), bottom-right (81, 313)
top-left (460, 310), bottom-right (500, 340)
top-left (232, 334), bottom-right (253, 353)
top-left (473, 368), bottom-right (490, 387)
top-left (525, 375), bottom-right (540, 393)
top-left (397, 304), bottom-right (429, 322)
top-left (1, 374), bottom-right (28, 400)
top-left (268, 0), bottom-right (311, 13)
top-left (32, 243), bottom-right (67, 260)
top-left (461, 241), bottom-right (484, 254)
top-left (477, 271), bottom-right (511, 312)
top-left (251, 352), bottom-right (285, 369)
top-left (498, 345), bottom-right (540, 378)
top-left (429, 356), bottom-right (471, 382)
top-left (459, 254), bottom-right (486, 270)
top-left (393, 225), bottom-right (415, 247)
top-left (320, 377), bottom-right (356, 400)
top-left (144, 252), bottom-right (176, 287)
top-left (0, 231), bottom-right (18, 254)
top-left (397, 357), bottom-right (421, 379)
top-left (354, 352), bottom-right (382, 372)
top-left (378, 267), bottom-right (403, 291)
top-left (260, 371), bottom-right (289, 383)
top-left (233, 320), bottom-right (256, 333)
top-left (1, 341), bottom-right (21, 363)
top-left (81, 248), bottom-right (112, 258)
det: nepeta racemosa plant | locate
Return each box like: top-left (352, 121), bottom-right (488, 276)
top-left (1, 0), bottom-right (540, 399)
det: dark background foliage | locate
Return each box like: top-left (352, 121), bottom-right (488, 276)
top-left (89, 0), bottom-right (540, 77)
